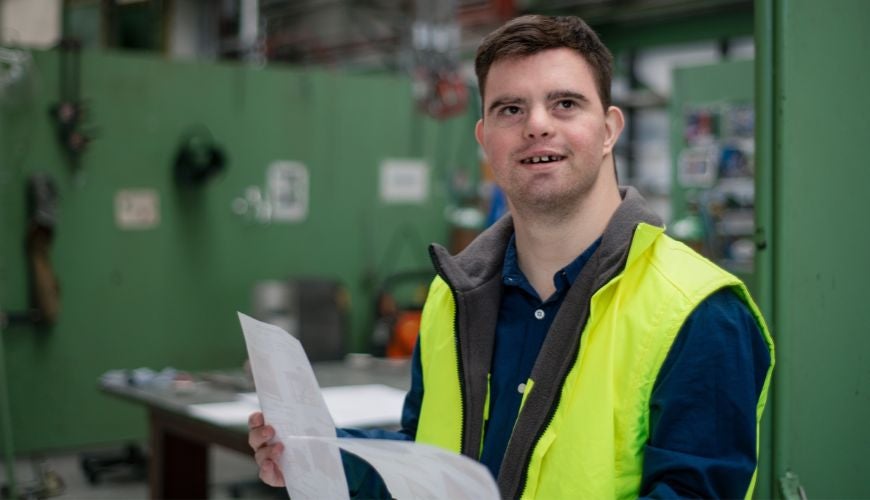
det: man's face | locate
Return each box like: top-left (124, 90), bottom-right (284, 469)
top-left (475, 48), bottom-right (623, 217)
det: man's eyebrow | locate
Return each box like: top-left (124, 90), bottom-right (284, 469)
top-left (547, 90), bottom-right (590, 103)
top-left (486, 96), bottom-right (525, 115)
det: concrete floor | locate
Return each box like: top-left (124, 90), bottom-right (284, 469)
top-left (1, 445), bottom-right (284, 499)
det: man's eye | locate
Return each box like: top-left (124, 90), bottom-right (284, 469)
top-left (557, 100), bottom-right (575, 109)
top-left (500, 105), bottom-right (521, 116)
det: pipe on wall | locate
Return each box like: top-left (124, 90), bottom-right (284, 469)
top-left (0, 323), bottom-right (17, 497)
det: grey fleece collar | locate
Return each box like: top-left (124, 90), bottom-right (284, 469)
top-left (429, 186), bottom-right (662, 287)
top-left (428, 212), bottom-right (514, 292)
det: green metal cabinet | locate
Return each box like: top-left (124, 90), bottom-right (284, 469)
top-left (757, 0), bottom-right (870, 497)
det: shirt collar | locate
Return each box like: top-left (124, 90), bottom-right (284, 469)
top-left (502, 233), bottom-right (602, 298)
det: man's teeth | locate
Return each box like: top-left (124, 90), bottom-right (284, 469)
top-left (522, 155), bottom-right (562, 164)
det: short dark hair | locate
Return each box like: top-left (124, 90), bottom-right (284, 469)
top-left (474, 15), bottom-right (613, 110)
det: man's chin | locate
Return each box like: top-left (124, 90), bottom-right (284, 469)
top-left (510, 190), bottom-right (580, 218)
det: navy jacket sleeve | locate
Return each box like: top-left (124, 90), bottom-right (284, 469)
top-left (639, 287), bottom-right (771, 498)
top-left (336, 341), bottom-right (424, 497)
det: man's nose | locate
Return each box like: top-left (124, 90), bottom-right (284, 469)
top-left (524, 107), bottom-right (553, 139)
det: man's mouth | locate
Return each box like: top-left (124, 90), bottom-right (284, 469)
top-left (520, 155), bottom-right (565, 164)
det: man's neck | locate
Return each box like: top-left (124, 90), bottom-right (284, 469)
top-left (511, 187), bottom-right (622, 300)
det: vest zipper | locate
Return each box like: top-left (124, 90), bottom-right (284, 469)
top-left (428, 247), bottom-right (468, 456)
top-left (452, 288), bottom-right (467, 456)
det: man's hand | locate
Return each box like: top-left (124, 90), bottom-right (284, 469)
top-left (248, 411), bottom-right (286, 487)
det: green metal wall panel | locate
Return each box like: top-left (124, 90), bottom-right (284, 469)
top-left (768, 0), bottom-right (870, 496)
top-left (0, 49), bottom-right (478, 452)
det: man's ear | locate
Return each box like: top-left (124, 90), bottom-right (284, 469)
top-left (474, 118), bottom-right (484, 147)
top-left (602, 106), bottom-right (625, 156)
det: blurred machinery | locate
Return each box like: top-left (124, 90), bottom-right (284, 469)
top-left (669, 61), bottom-right (757, 281)
top-left (371, 269), bottom-right (433, 358)
top-left (409, 0), bottom-right (468, 119)
top-left (258, 0), bottom-right (513, 119)
top-left (0, 459), bottom-right (65, 500)
top-left (78, 444), bottom-right (146, 487)
top-left (252, 278), bottom-right (349, 362)
top-left (259, 0), bottom-right (513, 69)
top-left (65, 0), bottom-right (755, 75)
top-left (69, 0), bottom-right (516, 118)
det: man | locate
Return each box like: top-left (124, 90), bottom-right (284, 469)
top-left (250, 15), bottom-right (774, 498)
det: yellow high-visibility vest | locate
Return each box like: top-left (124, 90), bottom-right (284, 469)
top-left (416, 223), bottom-right (774, 499)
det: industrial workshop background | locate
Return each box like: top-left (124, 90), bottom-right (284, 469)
top-left (1, 0), bottom-right (868, 498)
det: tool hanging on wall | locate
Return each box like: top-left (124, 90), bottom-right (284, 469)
top-left (49, 39), bottom-right (93, 169)
top-left (26, 173), bottom-right (61, 326)
top-left (173, 126), bottom-right (227, 187)
top-left (1, 174), bottom-right (62, 328)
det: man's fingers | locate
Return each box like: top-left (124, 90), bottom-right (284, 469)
top-left (259, 459), bottom-right (286, 487)
top-left (258, 459), bottom-right (277, 486)
top-left (249, 424), bottom-right (274, 451)
top-left (254, 445), bottom-right (270, 467)
top-left (257, 443), bottom-right (286, 487)
top-left (248, 411), bottom-right (264, 430)
top-left (254, 442), bottom-right (283, 467)
top-left (248, 415), bottom-right (285, 489)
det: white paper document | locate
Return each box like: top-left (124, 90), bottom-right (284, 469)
top-left (238, 312), bottom-right (499, 500)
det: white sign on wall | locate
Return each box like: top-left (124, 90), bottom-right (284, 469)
top-left (115, 189), bottom-right (160, 230)
top-left (379, 159), bottom-right (429, 204)
top-left (2, 0), bottom-right (61, 48)
top-left (268, 161), bottom-right (309, 222)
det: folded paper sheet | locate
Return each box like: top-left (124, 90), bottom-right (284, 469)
top-left (237, 313), bottom-right (499, 500)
